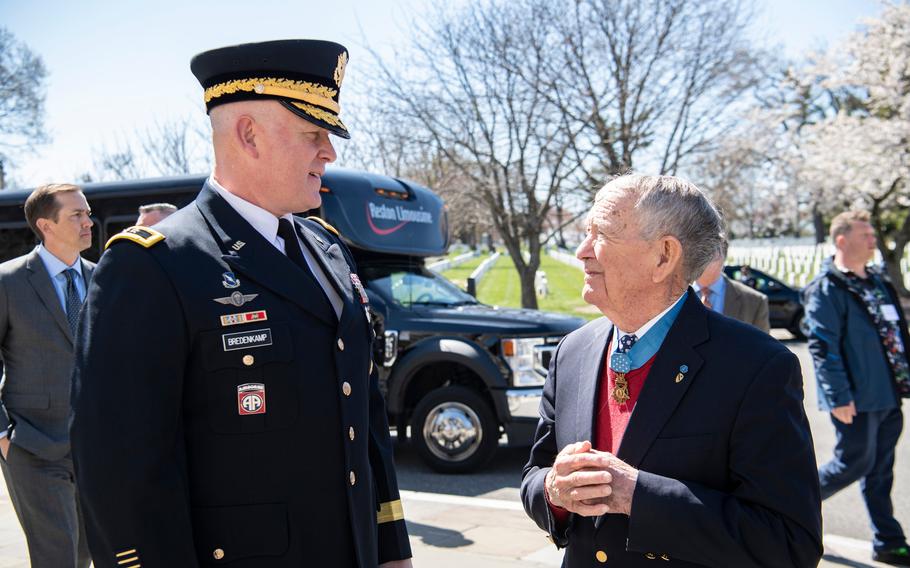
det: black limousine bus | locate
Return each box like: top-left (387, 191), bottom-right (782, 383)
top-left (0, 169), bottom-right (582, 472)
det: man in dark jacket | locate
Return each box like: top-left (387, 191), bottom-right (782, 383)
top-left (70, 40), bottom-right (411, 568)
top-left (521, 174), bottom-right (821, 567)
top-left (805, 209), bottom-right (910, 566)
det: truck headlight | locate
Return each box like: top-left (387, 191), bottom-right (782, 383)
top-left (502, 337), bottom-right (549, 387)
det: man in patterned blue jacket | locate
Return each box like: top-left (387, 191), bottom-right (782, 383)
top-left (805, 209), bottom-right (910, 566)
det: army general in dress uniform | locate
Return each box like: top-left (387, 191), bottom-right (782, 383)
top-left (70, 40), bottom-right (413, 568)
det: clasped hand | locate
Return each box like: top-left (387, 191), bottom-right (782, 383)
top-left (545, 441), bottom-right (638, 517)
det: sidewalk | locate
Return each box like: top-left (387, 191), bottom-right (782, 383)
top-left (0, 483), bottom-right (27, 568)
top-left (403, 491), bottom-right (904, 568)
top-left (0, 480), bottom-right (902, 567)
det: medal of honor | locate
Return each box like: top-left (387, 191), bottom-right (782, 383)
top-left (610, 351), bottom-right (632, 404)
top-left (612, 373), bottom-right (631, 404)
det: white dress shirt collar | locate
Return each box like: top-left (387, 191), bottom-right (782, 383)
top-left (209, 176), bottom-right (294, 251)
top-left (36, 244), bottom-right (84, 279)
top-left (614, 291), bottom-right (687, 343)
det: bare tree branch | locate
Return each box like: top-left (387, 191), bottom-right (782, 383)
top-left (0, 27), bottom-right (49, 187)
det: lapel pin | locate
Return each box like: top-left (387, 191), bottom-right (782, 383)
top-left (232, 241), bottom-right (246, 251)
top-left (222, 272), bottom-right (240, 289)
top-left (675, 364), bottom-right (688, 383)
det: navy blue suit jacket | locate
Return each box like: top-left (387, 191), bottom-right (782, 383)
top-left (521, 290), bottom-right (822, 567)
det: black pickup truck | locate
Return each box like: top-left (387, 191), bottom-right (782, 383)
top-left (0, 169), bottom-right (583, 472)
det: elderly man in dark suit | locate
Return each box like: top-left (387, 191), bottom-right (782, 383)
top-left (0, 183), bottom-right (93, 567)
top-left (694, 238), bottom-right (770, 333)
top-left (521, 174), bottom-right (822, 567)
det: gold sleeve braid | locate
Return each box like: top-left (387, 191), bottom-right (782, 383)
top-left (377, 499), bottom-right (404, 524)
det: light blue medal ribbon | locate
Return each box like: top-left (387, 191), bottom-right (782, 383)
top-left (609, 293), bottom-right (687, 374)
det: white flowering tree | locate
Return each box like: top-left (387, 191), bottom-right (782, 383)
top-left (694, 65), bottom-right (839, 241)
top-left (694, 105), bottom-right (807, 238)
top-left (801, 2), bottom-right (910, 296)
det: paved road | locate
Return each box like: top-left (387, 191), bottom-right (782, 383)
top-left (0, 335), bottom-right (906, 567)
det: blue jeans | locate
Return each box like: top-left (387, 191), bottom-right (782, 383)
top-left (819, 407), bottom-right (906, 551)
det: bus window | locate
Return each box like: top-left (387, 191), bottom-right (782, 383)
top-left (0, 227), bottom-right (37, 261)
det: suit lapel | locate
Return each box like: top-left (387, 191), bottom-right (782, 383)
top-left (576, 319), bottom-right (613, 443)
top-left (82, 259), bottom-right (95, 287)
top-left (616, 290), bottom-right (708, 468)
top-left (195, 184), bottom-right (336, 327)
top-left (25, 250), bottom-right (73, 344)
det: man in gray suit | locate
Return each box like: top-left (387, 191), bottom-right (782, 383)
top-left (0, 183), bottom-right (93, 567)
top-left (694, 238), bottom-right (770, 333)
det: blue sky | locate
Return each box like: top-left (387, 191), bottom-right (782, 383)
top-left (0, 0), bottom-right (884, 187)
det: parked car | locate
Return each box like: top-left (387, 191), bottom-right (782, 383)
top-left (0, 169), bottom-right (584, 473)
top-left (723, 265), bottom-right (807, 338)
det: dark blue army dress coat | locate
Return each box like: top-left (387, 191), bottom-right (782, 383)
top-left (70, 183), bottom-right (411, 568)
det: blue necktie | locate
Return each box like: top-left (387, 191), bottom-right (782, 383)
top-left (617, 334), bottom-right (638, 354)
top-left (63, 268), bottom-right (82, 334)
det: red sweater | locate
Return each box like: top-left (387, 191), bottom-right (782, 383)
top-left (547, 352), bottom-right (658, 522)
top-left (595, 353), bottom-right (658, 453)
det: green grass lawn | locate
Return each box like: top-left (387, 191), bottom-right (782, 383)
top-left (475, 255), bottom-right (520, 306)
top-left (476, 253), bottom-right (600, 320)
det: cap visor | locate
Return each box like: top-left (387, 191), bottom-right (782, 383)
top-left (279, 100), bottom-right (350, 139)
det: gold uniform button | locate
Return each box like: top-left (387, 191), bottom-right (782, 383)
top-left (595, 550), bottom-right (608, 563)
top-left (645, 552), bottom-right (657, 560)
top-left (337, 338), bottom-right (345, 351)
top-left (349, 427), bottom-right (355, 441)
top-left (213, 548), bottom-right (225, 560)
top-left (242, 355), bottom-right (254, 366)
top-left (349, 471), bottom-right (356, 485)
top-left (342, 382), bottom-right (352, 396)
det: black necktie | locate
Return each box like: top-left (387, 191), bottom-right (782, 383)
top-left (277, 218), bottom-right (335, 322)
top-left (63, 268), bottom-right (82, 334)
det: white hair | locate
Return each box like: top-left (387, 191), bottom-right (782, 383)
top-left (595, 174), bottom-right (724, 283)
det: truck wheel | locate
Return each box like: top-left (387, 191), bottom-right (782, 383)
top-left (411, 386), bottom-right (498, 473)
